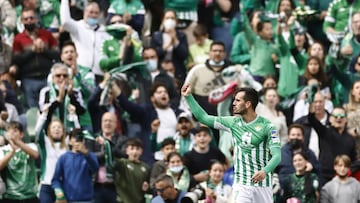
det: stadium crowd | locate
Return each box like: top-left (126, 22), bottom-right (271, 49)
top-left (1, 0), bottom-right (360, 202)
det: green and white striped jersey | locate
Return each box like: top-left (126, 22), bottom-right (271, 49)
top-left (214, 115), bottom-right (281, 187)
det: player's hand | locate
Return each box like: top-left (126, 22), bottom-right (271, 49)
top-left (252, 170), bottom-right (266, 183)
top-left (181, 83), bottom-right (192, 96)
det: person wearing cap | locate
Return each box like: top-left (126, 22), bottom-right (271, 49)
top-left (173, 112), bottom-right (195, 156)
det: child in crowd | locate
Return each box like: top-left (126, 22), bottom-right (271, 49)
top-left (0, 121), bottom-right (39, 202)
top-left (321, 154), bottom-right (360, 203)
top-left (187, 24), bottom-right (213, 69)
top-left (114, 138), bottom-right (150, 203)
top-left (52, 129), bottom-right (99, 203)
top-left (200, 160), bottom-right (232, 203)
top-left (150, 138), bottom-right (176, 189)
top-left (183, 126), bottom-right (227, 185)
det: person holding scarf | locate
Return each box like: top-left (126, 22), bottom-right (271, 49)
top-left (38, 63), bottom-right (86, 132)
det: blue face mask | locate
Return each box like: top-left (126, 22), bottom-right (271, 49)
top-left (86, 17), bottom-right (99, 26)
top-left (169, 165), bottom-right (183, 174)
top-left (146, 59), bottom-right (158, 72)
top-left (209, 59), bottom-right (225, 67)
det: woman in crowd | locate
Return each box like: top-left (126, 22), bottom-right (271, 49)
top-left (282, 152), bottom-right (319, 203)
top-left (165, 152), bottom-right (191, 191)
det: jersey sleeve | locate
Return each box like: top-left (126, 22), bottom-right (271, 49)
top-left (263, 124), bottom-right (281, 173)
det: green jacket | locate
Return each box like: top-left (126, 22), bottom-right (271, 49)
top-left (230, 32), bottom-right (251, 65)
top-left (99, 37), bottom-right (142, 72)
top-left (242, 11), bottom-right (280, 77)
top-left (323, 0), bottom-right (360, 32)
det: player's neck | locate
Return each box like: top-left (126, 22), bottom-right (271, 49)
top-left (195, 145), bottom-right (209, 153)
top-left (242, 111), bottom-right (257, 123)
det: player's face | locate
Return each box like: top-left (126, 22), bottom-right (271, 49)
top-left (293, 154), bottom-right (307, 173)
top-left (233, 91), bottom-right (248, 115)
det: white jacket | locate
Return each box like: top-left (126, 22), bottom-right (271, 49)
top-left (60, 0), bottom-right (111, 75)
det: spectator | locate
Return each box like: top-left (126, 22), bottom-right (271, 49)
top-left (151, 174), bottom-right (187, 203)
top-left (88, 112), bottom-right (128, 203)
top-left (107, 0), bottom-right (145, 34)
top-left (173, 112), bottom-right (195, 155)
top-left (113, 138), bottom-right (150, 203)
top-left (115, 81), bottom-right (182, 163)
top-left (321, 154), bottom-right (360, 203)
top-left (340, 12), bottom-right (360, 59)
top-left (0, 121), bottom-right (39, 202)
top-left (323, 0), bottom-right (360, 34)
top-left (183, 126), bottom-right (227, 186)
top-left (150, 138), bottom-right (176, 189)
top-left (165, 152), bottom-right (191, 191)
top-left (11, 8), bottom-right (59, 109)
top-left (99, 14), bottom-right (142, 73)
top-left (308, 106), bottom-right (356, 184)
top-left (294, 91), bottom-right (330, 159)
top-left (16, 0), bottom-right (61, 39)
top-left (60, 41), bottom-right (95, 132)
top-left (0, 0), bottom-right (16, 46)
top-left (344, 80), bottom-right (360, 159)
top-left (142, 46), bottom-right (179, 108)
top-left (87, 74), bottom-right (128, 135)
top-left (275, 124), bottom-right (321, 188)
top-left (200, 160), bottom-right (232, 203)
top-left (60, 0), bottom-right (111, 81)
top-left (151, 10), bottom-right (188, 84)
top-left (52, 128), bottom-right (99, 203)
top-left (36, 117), bottom-right (68, 203)
top-left (38, 63), bottom-right (86, 132)
top-left (187, 24), bottom-right (212, 69)
top-left (185, 41), bottom-right (230, 116)
top-left (257, 87), bottom-right (288, 145)
top-left (241, 7), bottom-right (280, 82)
top-left (282, 151), bottom-right (320, 203)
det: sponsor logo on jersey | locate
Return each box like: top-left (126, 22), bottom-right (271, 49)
top-left (271, 130), bottom-right (280, 143)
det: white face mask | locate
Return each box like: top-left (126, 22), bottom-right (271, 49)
top-left (169, 165), bottom-right (184, 174)
top-left (163, 19), bottom-right (176, 31)
top-left (146, 59), bottom-right (158, 72)
top-left (209, 59), bottom-right (225, 67)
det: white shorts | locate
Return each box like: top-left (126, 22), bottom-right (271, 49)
top-left (232, 185), bottom-right (273, 203)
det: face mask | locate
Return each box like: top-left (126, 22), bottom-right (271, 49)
top-left (289, 139), bottom-right (304, 150)
top-left (146, 59), bottom-right (158, 72)
top-left (163, 19), bottom-right (176, 31)
top-left (169, 165), bottom-right (183, 174)
top-left (86, 17), bottom-right (99, 26)
top-left (24, 23), bottom-right (37, 32)
top-left (209, 59), bottom-right (225, 67)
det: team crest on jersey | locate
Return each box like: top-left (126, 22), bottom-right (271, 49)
top-left (254, 125), bottom-right (262, 131)
top-left (271, 130), bottom-right (280, 143)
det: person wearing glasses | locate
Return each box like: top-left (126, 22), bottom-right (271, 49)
top-left (38, 63), bottom-right (86, 132)
top-left (11, 8), bottom-right (59, 110)
top-left (152, 174), bottom-right (187, 203)
top-left (308, 103), bottom-right (356, 185)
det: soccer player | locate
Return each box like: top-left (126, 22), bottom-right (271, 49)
top-left (181, 84), bottom-right (281, 203)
